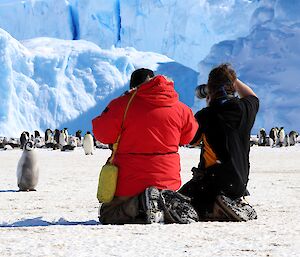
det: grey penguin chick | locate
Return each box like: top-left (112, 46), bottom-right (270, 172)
top-left (17, 141), bottom-right (39, 191)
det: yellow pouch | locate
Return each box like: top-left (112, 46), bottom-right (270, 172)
top-left (97, 163), bottom-right (118, 203)
top-left (96, 91), bottom-right (137, 204)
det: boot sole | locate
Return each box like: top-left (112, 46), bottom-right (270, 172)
top-left (145, 187), bottom-right (164, 223)
top-left (215, 195), bottom-right (257, 221)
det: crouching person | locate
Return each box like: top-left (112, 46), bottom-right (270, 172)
top-left (92, 68), bottom-right (199, 224)
top-left (179, 64), bottom-right (259, 221)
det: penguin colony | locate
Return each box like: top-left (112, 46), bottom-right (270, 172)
top-left (0, 128), bottom-right (110, 192)
top-left (0, 129), bottom-right (110, 151)
top-left (0, 127), bottom-right (298, 191)
top-left (251, 127), bottom-right (299, 147)
top-left (0, 127), bottom-right (299, 151)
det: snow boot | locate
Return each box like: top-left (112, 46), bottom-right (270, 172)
top-left (140, 187), bottom-right (164, 224)
top-left (160, 190), bottom-right (199, 224)
top-left (214, 195), bottom-right (257, 221)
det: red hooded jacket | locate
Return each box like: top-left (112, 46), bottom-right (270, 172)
top-left (92, 75), bottom-right (198, 196)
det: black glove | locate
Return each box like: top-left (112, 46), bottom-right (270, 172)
top-left (191, 167), bottom-right (206, 181)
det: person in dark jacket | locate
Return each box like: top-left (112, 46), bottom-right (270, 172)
top-left (179, 63), bottom-right (259, 221)
top-left (92, 68), bottom-right (199, 224)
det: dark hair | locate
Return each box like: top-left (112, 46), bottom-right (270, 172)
top-left (129, 68), bottom-right (155, 89)
top-left (207, 63), bottom-right (237, 97)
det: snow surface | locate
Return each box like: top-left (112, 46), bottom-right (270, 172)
top-left (0, 146), bottom-right (299, 256)
top-left (0, 28), bottom-right (198, 137)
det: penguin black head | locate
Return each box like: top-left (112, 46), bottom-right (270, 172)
top-left (24, 141), bottom-right (35, 151)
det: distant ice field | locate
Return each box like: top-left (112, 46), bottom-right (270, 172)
top-left (2, 0), bottom-right (300, 136)
top-left (0, 145), bottom-right (299, 257)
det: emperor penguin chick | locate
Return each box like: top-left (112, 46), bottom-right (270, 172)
top-left (17, 141), bottom-right (39, 191)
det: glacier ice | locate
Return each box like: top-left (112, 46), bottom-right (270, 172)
top-left (0, 0), bottom-right (260, 69)
top-left (0, 28), bottom-right (198, 137)
top-left (0, 0), bottom-right (73, 40)
top-left (197, 1), bottom-right (300, 133)
top-left (68, 0), bottom-right (121, 47)
top-left (0, 0), bottom-right (300, 136)
top-left (119, 0), bottom-right (259, 69)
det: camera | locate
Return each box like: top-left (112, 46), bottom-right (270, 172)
top-left (195, 84), bottom-right (208, 99)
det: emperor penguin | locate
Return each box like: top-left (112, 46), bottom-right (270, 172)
top-left (44, 128), bottom-right (53, 147)
top-left (61, 136), bottom-right (77, 151)
top-left (59, 130), bottom-right (67, 149)
top-left (53, 129), bottom-right (60, 144)
top-left (83, 131), bottom-right (94, 155)
top-left (4, 145), bottom-right (13, 151)
top-left (34, 137), bottom-right (44, 148)
top-left (284, 134), bottom-right (290, 147)
top-left (75, 130), bottom-right (83, 147)
top-left (258, 128), bottom-right (267, 146)
top-left (267, 137), bottom-right (274, 147)
top-left (278, 127), bottom-right (285, 147)
top-left (17, 141), bottom-right (39, 191)
top-left (63, 128), bottom-right (69, 144)
top-left (289, 131), bottom-right (299, 146)
top-left (45, 129), bottom-right (52, 143)
top-left (0, 137), bottom-right (4, 148)
top-left (34, 130), bottom-right (40, 138)
top-left (269, 128), bottom-right (278, 147)
top-left (20, 131), bottom-right (29, 149)
top-left (1, 137), bottom-right (8, 148)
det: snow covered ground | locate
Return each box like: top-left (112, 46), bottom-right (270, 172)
top-left (0, 145), bottom-right (299, 256)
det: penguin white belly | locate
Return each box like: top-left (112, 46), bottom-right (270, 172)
top-left (59, 133), bottom-right (67, 147)
top-left (279, 131), bottom-right (285, 143)
top-left (83, 135), bottom-right (94, 155)
top-left (46, 132), bottom-right (53, 143)
top-left (268, 138), bottom-right (274, 147)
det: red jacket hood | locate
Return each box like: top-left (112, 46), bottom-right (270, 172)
top-left (136, 75), bottom-right (178, 106)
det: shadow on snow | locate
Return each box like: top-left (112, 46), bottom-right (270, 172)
top-left (0, 217), bottom-right (99, 227)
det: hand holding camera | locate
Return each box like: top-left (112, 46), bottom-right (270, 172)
top-left (195, 84), bottom-right (208, 99)
top-left (195, 64), bottom-right (257, 101)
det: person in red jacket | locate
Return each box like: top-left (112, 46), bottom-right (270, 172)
top-left (92, 68), bottom-right (199, 224)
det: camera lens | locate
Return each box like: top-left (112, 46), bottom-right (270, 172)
top-left (195, 84), bottom-right (208, 99)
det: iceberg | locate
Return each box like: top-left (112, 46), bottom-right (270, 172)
top-left (0, 0), bottom-right (73, 40)
top-left (0, 28), bottom-right (198, 137)
top-left (197, 0), bottom-right (300, 133)
top-left (0, 0), bottom-right (260, 69)
top-left (0, 0), bottom-right (300, 135)
top-left (118, 0), bottom-right (259, 69)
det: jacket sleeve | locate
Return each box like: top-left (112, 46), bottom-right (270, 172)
top-left (189, 110), bottom-right (202, 145)
top-left (92, 98), bottom-right (124, 144)
top-left (179, 107), bottom-right (199, 145)
top-left (240, 95), bottom-right (259, 125)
